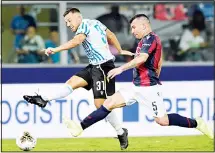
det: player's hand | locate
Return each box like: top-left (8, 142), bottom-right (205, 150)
top-left (107, 67), bottom-right (123, 79)
top-left (120, 50), bottom-right (135, 56)
top-left (43, 48), bottom-right (56, 56)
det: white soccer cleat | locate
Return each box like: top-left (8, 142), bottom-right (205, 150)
top-left (63, 117), bottom-right (83, 137)
top-left (196, 117), bottom-right (214, 139)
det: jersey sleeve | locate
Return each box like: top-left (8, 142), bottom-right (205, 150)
top-left (141, 35), bottom-right (157, 54)
top-left (96, 20), bottom-right (107, 31)
top-left (76, 21), bottom-right (90, 36)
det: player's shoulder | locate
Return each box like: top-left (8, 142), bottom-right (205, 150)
top-left (80, 19), bottom-right (90, 25)
top-left (151, 32), bottom-right (160, 39)
top-left (150, 32), bottom-right (162, 44)
top-left (83, 19), bottom-right (102, 25)
top-left (76, 19), bottom-right (91, 32)
top-left (142, 32), bottom-right (158, 43)
top-left (81, 19), bottom-right (99, 28)
top-left (76, 19), bottom-right (93, 35)
top-left (147, 32), bottom-right (157, 39)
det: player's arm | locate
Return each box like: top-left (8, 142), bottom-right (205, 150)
top-left (121, 53), bottom-right (148, 71)
top-left (106, 29), bottom-right (134, 56)
top-left (156, 57), bottom-right (163, 77)
top-left (156, 54), bottom-right (163, 77)
top-left (106, 29), bottom-right (121, 52)
top-left (107, 53), bottom-right (149, 79)
top-left (45, 21), bottom-right (89, 55)
top-left (50, 34), bottom-right (86, 53)
top-left (108, 36), bottom-right (156, 79)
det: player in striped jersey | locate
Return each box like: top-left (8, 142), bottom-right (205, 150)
top-left (23, 8), bottom-right (134, 149)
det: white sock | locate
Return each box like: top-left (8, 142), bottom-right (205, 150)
top-left (106, 111), bottom-right (124, 135)
top-left (41, 84), bottom-right (73, 101)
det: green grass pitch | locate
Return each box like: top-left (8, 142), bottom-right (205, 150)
top-left (2, 135), bottom-right (214, 151)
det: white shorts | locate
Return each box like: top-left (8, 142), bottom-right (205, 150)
top-left (119, 84), bottom-right (166, 118)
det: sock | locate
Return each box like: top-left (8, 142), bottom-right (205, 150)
top-left (80, 105), bottom-right (111, 130)
top-left (106, 111), bottom-right (124, 135)
top-left (168, 113), bottom-right (197, 128)
top-left (42, 84), bottom-right (73, 101)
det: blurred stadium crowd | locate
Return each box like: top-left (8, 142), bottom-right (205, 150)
top-left (1, 3), bottom-right (214, 64)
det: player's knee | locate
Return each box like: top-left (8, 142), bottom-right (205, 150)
top-left (103, 97), bottom-right (116, 111)
top-left (65, 76), bottom-right (87, 89)
top-left (154, 116), bottom-right (169, 126)
top-left (94, 99), bottom-right (105, 109)
top-left (65, 77), bottom-right (75, 87)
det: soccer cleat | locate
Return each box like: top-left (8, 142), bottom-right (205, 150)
top-left (23, 95), bottom-right (48, 108)
top-left (117, 128), bottom-right (129, 150)
top-left (196, 117), bottom-right (214, 139)
top-left (63, 117), bottom-right (83, 137)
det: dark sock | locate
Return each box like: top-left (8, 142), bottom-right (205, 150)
top-left (167, 113), bottom-right (197, 128)
top-left (80, 105), bottom-right (111, 130)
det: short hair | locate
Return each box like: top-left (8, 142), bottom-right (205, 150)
top-left (129, 14), bottom-right (150, 23)
top-left (63, 8), bottom-right (80, 17)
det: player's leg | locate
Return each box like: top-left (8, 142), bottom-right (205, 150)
top-left (63, 91), bottom-right (127, 136)
top-left (142, 85), bottom-right (198, 128)
top-left (43, 75), bottom-right (88, 101)
top-left (23, 66), bottom-right (91, 108)
top-left (155, 114), bottom-right (214, 139)
top-left (144, 85), bottom-right (214, 139)
top-left (81, 92), bottom-right (127, 130)
top-left (94, 99), bottom-right (125, 134)
top-left (63, 87), bottom-right (136, 138)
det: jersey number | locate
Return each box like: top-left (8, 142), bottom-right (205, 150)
top-left (94, 25), bottom-right (107, 44)
top-left (96, 81), bottom-right (105, 91)
top-left (152, 101), bottom-right (158, 116)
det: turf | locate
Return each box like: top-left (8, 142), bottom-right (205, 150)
top-left (2, 135), bottom-right (214, 151)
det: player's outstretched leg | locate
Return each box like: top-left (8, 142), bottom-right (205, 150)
top-left (155, 113), bottom-right (214, 139)
top-left (63, 92), bottom-right (129, 150)
top-left (23, 76), bottom-right (87, 108)
top-left (23, 83), bottom-right (73, 108)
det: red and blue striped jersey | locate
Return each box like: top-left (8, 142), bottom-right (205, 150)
top-left (133, 32), bottom-right (162, 86)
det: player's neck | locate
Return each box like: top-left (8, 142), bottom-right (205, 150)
top-left (142, 30), bottom-right (152, 38)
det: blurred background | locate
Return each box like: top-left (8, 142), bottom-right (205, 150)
top-left (1, 1), bottom-right (214, 151)
top-left (1, 1), bottom-right (214, 64)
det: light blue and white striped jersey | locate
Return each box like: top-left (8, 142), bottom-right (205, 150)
top-left (75, 19), bottom-right (115, 65)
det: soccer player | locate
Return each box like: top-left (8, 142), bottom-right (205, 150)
top-left (63, 14), bottom-right (214, 140)
top-left (23, 8), bottom-right (134, 149)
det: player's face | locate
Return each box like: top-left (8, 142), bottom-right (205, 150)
top-left (64, 12), bottom-right (80, 32)
top-left (130, 19), bottom-right (145, 39)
